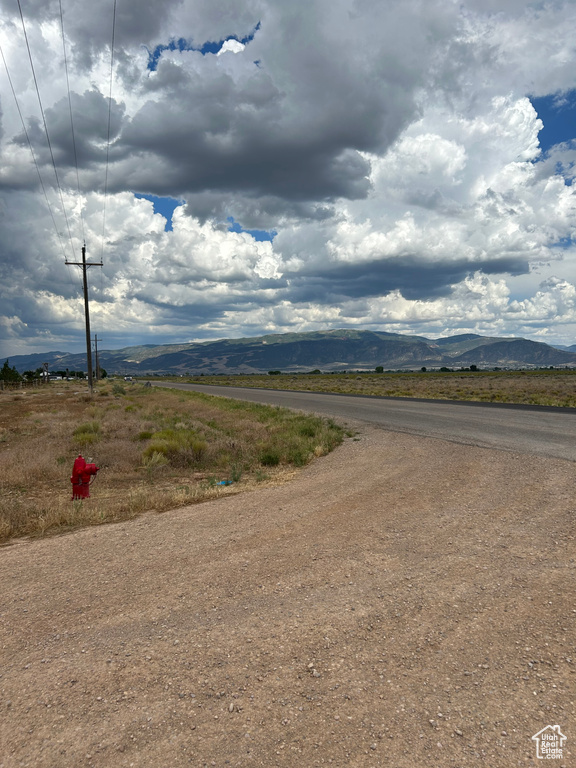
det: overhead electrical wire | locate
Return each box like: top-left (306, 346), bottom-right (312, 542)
top-left (0, 41), bottom-right (70, 265)
top-left (58, 0), bottom-right (85, 245)
top-left (100, 0), bottom-right (118, 263)
top-left (5, 0), bottom-right (118, 287)
top-left (16, 0), bottom-right (76, 260)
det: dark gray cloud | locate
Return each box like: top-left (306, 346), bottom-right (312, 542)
top-left (0, 0), bottom-right (182, 69)
top-left (102, 0), bottom-right (463, 205)
top-left (9, 90), bottom-right (126, 179)
top-left (281, 255), bottom-right (530, 304)
top-left (118, 68), bottom-right (376, 202)
top-left (182, 191), bottom-right (335, 228)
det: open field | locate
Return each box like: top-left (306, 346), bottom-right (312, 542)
top-left (0, 381), bottom-right (344, 543)
top-left (182, 369), bottom-right (576, 407)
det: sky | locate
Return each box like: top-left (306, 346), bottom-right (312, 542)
top-left (1, 0), bottom-right (576, 356)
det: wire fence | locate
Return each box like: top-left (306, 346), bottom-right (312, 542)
top-left (0, 380), bottom-right (45, 391)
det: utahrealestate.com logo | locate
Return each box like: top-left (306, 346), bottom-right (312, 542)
top-left (532, 725), bottom-right (567, 760)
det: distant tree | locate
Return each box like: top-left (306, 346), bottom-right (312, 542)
top-left (268, 370), bottom-right (282, 375)
top-left (420, 367), bottom-right (427, 372)
top-left (470, 364), bottom-right (478, 372)
top-left (375, 366), bottom-right (384, 373)
top-left (440, 366), bottom-right (452, 372)
top-left (22, 370), bottom-right (37, 379)
top-left (0, 359), bottom-right (21, 382)
top-left (100, 368), bottom-right (108, 378)
top-left (309, 369), bottom-right (322, 374)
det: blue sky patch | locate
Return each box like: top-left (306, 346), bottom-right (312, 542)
top-left (531, 90), bottom-right (576, 154)
top-left (135, 194), bottom-right (182, 231)
top-left (551, 236), bottom-right (574, 249)
top-left (147, 22), bottom-right (261, 71)
top-left (227, 216), bottom-right (276, 242)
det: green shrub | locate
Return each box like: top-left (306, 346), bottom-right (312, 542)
top-left (230, 464), bottom-right (242, 482)
top-left (260, 449), bottom-right (280, 466)
top-left (74, 420), bottom-right (101, 436)
top-left (73, 421), bottom-right (101, 447)
top-left (142, 441), bottom-right (170, 459)
top-left (287, 448), bottom-right (309, 467)
top-left (143, 450), bottom-right (169, 468)
top-left (141, 427), bottom-right (207, 467)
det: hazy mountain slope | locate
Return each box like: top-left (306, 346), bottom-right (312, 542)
top-left (433, 334), bottom-right (523, 355)
top-left (3, 329), bottom-right (576, 374)
top-left (450, 339), bottom-right (576, 366)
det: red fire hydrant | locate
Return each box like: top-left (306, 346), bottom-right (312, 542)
top-left (71, 454), bottom-right (100, 500)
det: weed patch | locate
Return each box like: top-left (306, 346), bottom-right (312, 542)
top-left (260, 449), bottom-right (281, 466)
top-left (72, 420), bottom-right (101, 447)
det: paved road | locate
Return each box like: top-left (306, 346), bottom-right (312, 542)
top-left (156, 383), bottom-right (576, 462)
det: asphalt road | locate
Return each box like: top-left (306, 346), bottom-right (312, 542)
top-left (155, 382), bottom-right (576, 462)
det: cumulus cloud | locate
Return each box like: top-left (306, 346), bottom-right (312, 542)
top-left (1, 0), bottom-right (576, 356)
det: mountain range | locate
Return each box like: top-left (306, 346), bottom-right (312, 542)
top-left (3, 329), bottom-right (576, 375)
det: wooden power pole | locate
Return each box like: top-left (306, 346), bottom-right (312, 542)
top-left (66, 245), bottom-right (102, 394)
top-left (94, 334), bottom-right (101, 381)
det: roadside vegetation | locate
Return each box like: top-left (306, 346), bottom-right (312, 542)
top-left (0, 382), bottom-right (345, 543)
top-left (185, 369), bottom-right (576, 407)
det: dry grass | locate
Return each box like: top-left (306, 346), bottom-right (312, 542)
top-left (189, 369), bottom-right (576, 407)
top-left (0, 382), bottom-right (344, 543)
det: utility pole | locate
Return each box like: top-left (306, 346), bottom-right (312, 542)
top-left (66, 244), bottom-right (102, 394)
top-left (93, 334), bottom-right (101, 381)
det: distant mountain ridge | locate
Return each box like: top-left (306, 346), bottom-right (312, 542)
top-left (3, 329), bottom-right (576, 374)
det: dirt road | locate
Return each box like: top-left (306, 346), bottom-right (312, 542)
top-left (0, 425), bottom-right (574, 767)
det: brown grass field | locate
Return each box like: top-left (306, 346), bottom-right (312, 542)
top-left (0, 381), bottom-right (344, 543)
top-left (189, 368), bottom-right (576, 407)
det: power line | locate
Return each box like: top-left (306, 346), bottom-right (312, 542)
top-left (100, 0), bottom-right (118, 262)
top-left (0, 39), bottom-right (72, 267)
top-left (58, 0), bottom-right (85, 244)
top-left (16, 0), bottom-right (77, 259)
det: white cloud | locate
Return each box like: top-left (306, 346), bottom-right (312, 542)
top-left (217, 39), bottom-right (246, 56)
